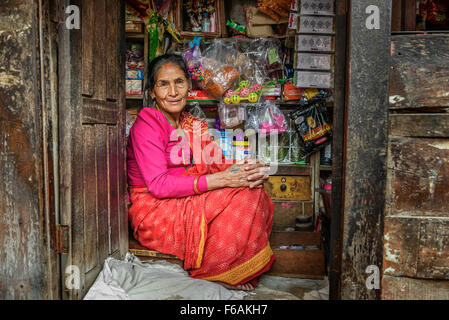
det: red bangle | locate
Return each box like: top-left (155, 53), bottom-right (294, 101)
top-left (193, 176), bottom-right (202, 194)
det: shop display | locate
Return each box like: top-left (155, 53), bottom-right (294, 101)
top-left (198, 60), bottom-right (240, 99)
top-left (258, 101), bottom-right (288, 135)
top-left (257, 0), bottom-right (292, 22)
top-left (288, 96), bottom-right (333, 157)
top-left (294, 70), bottom-right (332, 89)
top-left (226, 19), bottom-right (247, 35)
top-left (126, 80), bottom-right (143, 95)
top-left (295, 53), bottom-right (332, 70)
top-left (187, 90), bottom-right (217, 101)
top-left (183, 0), bottom-right (217, 32)
top-left (182, 37), bottom-right (204, 80)
top-left (299, 0), bottom-right (335, 16)
top-left (224, 80), bottom-right (262, 104)
top-left (297, 16), bottom-right (335, 34)
top-left (296, 34), bottom-right (334, 52)
top-left (217, 103), bottom-right (246, 128)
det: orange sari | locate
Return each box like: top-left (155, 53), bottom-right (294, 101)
top-left (128, 112), bottom-right (275, 285)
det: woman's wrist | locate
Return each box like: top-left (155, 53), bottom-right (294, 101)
top-left (205, 171), bottom-right (227, 191)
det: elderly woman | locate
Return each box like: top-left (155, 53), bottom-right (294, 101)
top-left (127, 54), bottom-right (275, 291)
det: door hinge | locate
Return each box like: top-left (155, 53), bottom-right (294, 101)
top-left (56, 225), bottom-right (69, 254)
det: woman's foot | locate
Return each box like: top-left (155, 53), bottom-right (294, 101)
top-left (217, 281), bottom-right (255, 291)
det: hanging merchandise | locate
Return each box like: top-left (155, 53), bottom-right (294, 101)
top-left (217, 103), bottom-right (246, 129)
top-left (223, 80), bottom-right (262, 104)
top-left (197, 40), bottom-right (242, 99)
top-left (226, 19), bottom-right (247, 35)
top-left (126, 0), bottom-right (182, 63)
top-left (258, 100), bottom-right (288, 135)
top-left (186, 102), bottom-right (208, 121)
top-left (256, 0), bottom-right (292, 22)
top-left (181, 37), bottom-right (204, 80)
top-left (288, 95), bottom-right (333, 157)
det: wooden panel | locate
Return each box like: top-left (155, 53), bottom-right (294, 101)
top-left (389, 114), bottom-right (449, 138)
top-left (0, 0), bottom-right (50, 299)
top-left (270, 231), bottom-right (321, 247)
top-left (96, 125), bottom-right (109, 262)
top-left (402, 0), bottom-right (416, 31)
top-left (82, 0), bottom-right (94, 96)
top-left (390, 35), bottom-right (449, 110)
top-left (382, 216), bottom-right (421, 277)
top-left (83, 126), bottom-right (98, 273)
top-left (274, 164), bottom-right (311, 176)
top-left (387, 137), bottom-right (449, 217)
top-left (82, 98), bottom-right (118, 124)
top-left (417, 219), bottom-right (449, 279)
top-left (267, 249), bottom-right (325, 279)
top-left (391, 0), bottom-right (402, 32)
top-left (272, 201), bottom-right (312, 230)
top-left (268, 231), bottom-right (324, 279)
top-left (93, 0), bottom-right (107, 100)
top-left (108, 126), bottom-right (119, 254)
top-left (105, 0), bottom-right (118, 101)
top-left (383, 217), bottom-right (449, 280)
top-left (382, 275), bottom-right (449, 300)
top-left (264, 176), bottom-right (311, 201)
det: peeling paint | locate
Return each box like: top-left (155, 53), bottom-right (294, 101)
top-left (384, 267), bottom-right (396, 274)
top-left (430, 141), bottom-right (449, 150)
top-left (389, 95), bottom-right (405, 104)
top-left (384, 243), bottom-right (400, 263)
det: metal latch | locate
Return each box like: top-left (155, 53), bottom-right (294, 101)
top-left (56, 225), bottom-right (69, 254)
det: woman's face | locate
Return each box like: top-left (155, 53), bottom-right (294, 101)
top-left (150, 63), bottom-right (191, 115)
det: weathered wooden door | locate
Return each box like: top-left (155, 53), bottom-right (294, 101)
top-left (58, 0), bottom-right (127, 299)
top-left (382, 34), bottom-right (449, 299)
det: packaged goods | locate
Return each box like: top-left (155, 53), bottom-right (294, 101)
top-left (126, 69), bottom-right (144, 80)
top-left (217, 103), bottom-right (246, 128)
top-left (126, 80), bottom-right (142, 95)
top-left (288, 96), bottom-right (333, 156)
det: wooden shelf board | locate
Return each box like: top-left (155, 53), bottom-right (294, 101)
top-left (126, 95), bottom-right (143, 100)
top-left (126, 33), bottom-right (144, 39)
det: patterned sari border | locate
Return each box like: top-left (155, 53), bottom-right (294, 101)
top-left (199, 243), bottom-right (273, 285)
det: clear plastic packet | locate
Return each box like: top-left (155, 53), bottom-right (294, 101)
top-left (186, 102), bottom-right (207, 121)
top-left (244, 104), bottom-right (262, 131)
top-left (197, 57), bottom-right (240, 99)
top-left (181, 38), bottom-right (204, 80)
top-left (258, 100), bottom-right (288, 135)
top-left (217, 103), bottom-right (246, 129)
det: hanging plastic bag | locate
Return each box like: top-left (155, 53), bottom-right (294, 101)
top-left (288, 97), bottom-right (333, 157)
top-left (258, 100), bottom-right (288, 135)
top-left (186, 102), bottom-right (207, 121)
top-left (182, 37), bottom-right (205, 80)
top-left (217, 103), bottom-right (246, 129)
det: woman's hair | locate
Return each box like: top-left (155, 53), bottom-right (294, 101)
top-left (145, 53), bottom-right (190, 92)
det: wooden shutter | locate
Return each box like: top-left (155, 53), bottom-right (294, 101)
top-left (59, 0), bottom-right (127, 299)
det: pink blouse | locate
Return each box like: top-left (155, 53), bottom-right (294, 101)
top-left (127, 108), bottom-right (208, 199)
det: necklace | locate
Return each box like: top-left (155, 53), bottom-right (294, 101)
top-left (155, 105), bottom-right (192, 171)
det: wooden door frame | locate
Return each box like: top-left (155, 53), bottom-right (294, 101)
top-left (329, 0), bottom-right (392, 300)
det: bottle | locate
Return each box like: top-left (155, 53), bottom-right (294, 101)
top-left (202, 12), bottom-right (211, 32)
top-left (210, 12), bottom-right (216, 32)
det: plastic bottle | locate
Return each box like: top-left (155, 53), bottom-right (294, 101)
top-left (202, 12), bottom-right (211, 32)
top-left (210, 12), bottom-right (216, 32)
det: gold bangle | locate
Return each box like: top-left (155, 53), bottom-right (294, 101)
top-left (193, 175), bottom-right (202, 194)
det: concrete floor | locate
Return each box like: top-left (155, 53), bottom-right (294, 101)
top-left (243, 275), bottom-right (329, 300)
